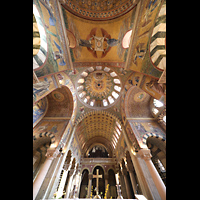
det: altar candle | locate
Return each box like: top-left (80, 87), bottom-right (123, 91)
top-left (115, 173), bottom-right (119, 184)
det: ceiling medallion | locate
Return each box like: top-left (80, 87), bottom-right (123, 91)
top-left (133, 91), bottom-right (146, 102)
top-left (76, 66), bottom-right (122, 108)
top-left (51, 91), bottom-right (65, 102)
top-left (85, 71), bottom-right (112, 99)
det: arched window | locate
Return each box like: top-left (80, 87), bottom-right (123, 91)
top-left (112, 91), bottom-right (119, 99)
top-left (78, 78), bottom-right (84, 84)
top-left (103, 99), bottom-right (108, 106)
top-left (153, 99), bottom-right (164, 107)
top-left (88, 145), bottom-right (109, 158)
top-left (108, 96), bottom-right (114, 104)
top-left (114, 85), bottom-right (121, 92)
top-left (152, 107), bottom-right (159, 115)
top-left (163, 115), bottom-right (166, 123)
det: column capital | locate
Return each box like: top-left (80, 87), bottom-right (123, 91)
top-left (138, 149), bottom-right (152, 161)
top-left (45, 148), bottom-right (60, 158)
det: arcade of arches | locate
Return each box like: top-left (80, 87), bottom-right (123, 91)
top-left (33, 0), bottom-right (166, 199)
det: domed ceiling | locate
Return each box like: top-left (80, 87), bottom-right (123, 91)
top-left (61, 0), bottom-right (137, 21)
top-left (76, 66), bottom-right (122, 108)
top-left (125, 86), bottom-right (152, 118)
top-left (45, 86), bottom-right (73, 117)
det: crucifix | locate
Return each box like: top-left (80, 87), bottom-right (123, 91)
top-left (93, 169), bottom-right (102, 198)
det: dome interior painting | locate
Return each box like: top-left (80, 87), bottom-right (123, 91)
top-left (76, 66), bottom-right (122, 108)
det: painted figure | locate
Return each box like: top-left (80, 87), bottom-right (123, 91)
top-left (133, 43), bottom-right (146, 66)
top-left (39, 0), bottom-right (56, 26)
top-left (52, 40), bottom-right (66, 66)
top-left (33, 77), bottom-right (52, 97)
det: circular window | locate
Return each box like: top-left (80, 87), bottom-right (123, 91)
top-left (76, 66), bottom-right (122, 108)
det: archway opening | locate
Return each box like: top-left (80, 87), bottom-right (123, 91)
top-left (79, 169), bottom-right (89, 198)
top-left (88, 144), bottom-right (109, 158)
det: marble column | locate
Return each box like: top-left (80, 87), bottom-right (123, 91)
top-left (56, 162), bottom-right (71, 198)
top-left (127, 164), bottom-right (137, 195)
top-left (33, 149), bottom-right (59, 200)
top-left (119, 170), bottom-right (127, 198)
top-left (121, 169), bottom-right (132, 199)
top-left (87, 174), bottom-right (93, 198)
top-left (138, 149), bottom-right (166, 200)
top-left (76, 168), bottom-right (82, 198)
top-left (65, 169), bottom-right (75, 198)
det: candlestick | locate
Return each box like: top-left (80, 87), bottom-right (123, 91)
top-left (116, 184), bottom-right (123, 199)
top-left (115, 173), bottom-right (119, 185)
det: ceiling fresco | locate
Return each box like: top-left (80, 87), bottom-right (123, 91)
top-left (60, 0), bottom-right (137, 21)
top-left (62, 4), bottom-right (136, 64)
top-left (33, 0), bottom-right (73, 78)
top-left (45, 86), bottom-right (73, 117)
top-left (76, 66), bottom-right (122, 109)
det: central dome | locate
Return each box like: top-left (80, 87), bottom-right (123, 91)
top-left (85, 70), bottom-right (112, 99)
top-left (76, 66), bottom-right (121, 108)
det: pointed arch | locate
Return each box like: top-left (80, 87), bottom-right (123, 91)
top-left (142, 132), bottom-right (166, 146)
top-left (33, 131), bottom-right (56, 145)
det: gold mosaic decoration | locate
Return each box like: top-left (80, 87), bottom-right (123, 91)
top-left (76, 66), bottom-right (122, 108)
top-left (85, 71), bottom-right (112, 99)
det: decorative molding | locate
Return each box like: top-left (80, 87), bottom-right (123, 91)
top-left (124, 0), bottom-right (143, 70)
top-left (53, 0), bottom-right (74, 71)
top-left (60, 0), bottom-right (137, 21)
top-left (73, 62), bottom-right (125, 68)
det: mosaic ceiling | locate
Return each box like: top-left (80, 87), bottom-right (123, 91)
top-left (76, 66), bottom-right (122, 108)
top-left (45, 86), bottom-right (73, 117)
top-left (125, 86), bottom-right (152, 118)
top-left (60, 0), bottom-right (137, 21)
top-left (76, 111), bottom-right (122, 151)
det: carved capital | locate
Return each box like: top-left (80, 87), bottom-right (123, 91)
top-left (138, 149), bottom-right (152, 161)
top-left (45, 149), bottom-right (59, 158)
